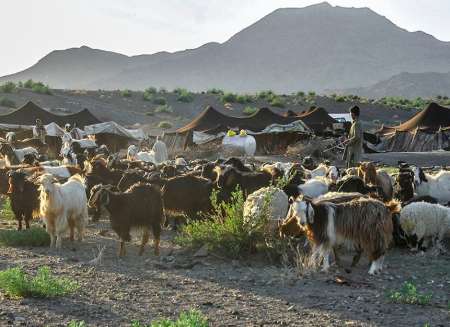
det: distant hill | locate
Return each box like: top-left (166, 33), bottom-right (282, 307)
top-left (336, 72), bottom-right (450, 99)
top-left (2, 2), bottom-right (450, 94)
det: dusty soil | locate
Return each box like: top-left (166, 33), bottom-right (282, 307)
top-left (0, 217), bottom-right (449, 327)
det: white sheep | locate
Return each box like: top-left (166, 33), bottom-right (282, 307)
top-left (400, 202), bottom-right (450, 250)
top-left (39, 174), bottom-right (88, 249)
top-left (412, 167), bottom-right (450, 204)
top-left (243, 187), bottom-right (289, 232)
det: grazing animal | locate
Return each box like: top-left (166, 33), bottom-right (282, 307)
top-left (117, 170), bottom-right (149, 192)
top-left (394, 171), bottom-right (415, 203)
top-left (88, 183), bottom-right (164, 256)
top-left (402, 195), bottom-right (438, 207)
top-left (298, 177), bottom-right (331, 199)
top-left (399, 202), bottom-right (450, 251)
top-left (285, 196), bottom-right (400, 275)
top-left (336, 175), bottom-right (380, 196)
top-left (38, 174), bottom-right (88, 249)
top-left (21, 165), bottom-right (82, 180)
top-left (358, 162), bottom-right (393, 200)
top-left (243, 187), bottom-right (289, 232)
top-left (162, 174), bottom-right (213, 218)
top-left (307, 163), bottom-right (339, 182)
top-left (216, 166), bottom-right (271, 197)
top-left (127, 145), bottom-right (156, 164)
top-left (223, 157), bottom-right (252, 172)
top-left (0, 143), bottom-right (38, 166)
top-left (89, 158), bottom-right (123, 185)
top-left (412, 166), bottom-right (450, 204)
top-left (7, 171), bottom-right (40, 230)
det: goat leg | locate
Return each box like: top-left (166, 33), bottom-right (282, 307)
top-left (139, 228), bottom-right (150, 256)
top-left (118, 241), bottom-right (126, 257)
top-left (152, 223), bottom-right (161, 256)
top-left (69, 226), bottom-right (75, 242)
top-left (333, 247), bottom-right (341, 267)
top-left (17, 219), bottom-right (22, 231)
top-left (351, 248), bottom-right (363, 267)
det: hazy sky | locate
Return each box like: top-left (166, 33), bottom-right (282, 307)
top-left (1, 0), bottom-right (450, 76)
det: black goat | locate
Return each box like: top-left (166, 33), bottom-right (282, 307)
top-left (7, 171), bottom-right (40, 230)
top-left (216, 166), bottom-right (271, 198)
top-left (336, 176), bottom-right (380, 195)
top-left (88, 183), bottom-right (164, 256)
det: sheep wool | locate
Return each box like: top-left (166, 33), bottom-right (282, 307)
top-left (400, 202), bottom-right (450, 246)
top-left (243, 187), bottom-right (289, 231)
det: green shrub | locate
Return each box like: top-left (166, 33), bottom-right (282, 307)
top-left (296, 91), bottom-right (305, 98)
top-left (0, 96), bottom-right (16, 108)
top-left (207, 88), bottom-right (224, 95)
top-left (145, 111), bottom-right (154, 116)
top-left (0, 266), bottom-right (78, 298)
top-left (153, 96), bottom-right (167, 105)
top-left (257, 90), bottom-right (275, 100)
top-left (145, 87), bottom-right (157, 94)
top-left (0, 81), bottom-right (16, 93)
top-left (270, 96), bottom-right (285, 108)
top-left (24, 79), bottom-right (34, 88)
top-left (387, 281), bottom-right (432, 305)
top-left (176, 89), bottom-right (194, 103)
top-left (158, 121), bottom-right (172, 129)
top-left (236, 94), bottom-right (253, 104)
top-left (243, 106), bottom-right (258, 116)
top-left (121, 89), bottom-right (132, 97)
top-left (0, 227), bottom-right (51, 247)
top-left (31, 82), bottom-right (52, 95)
top-left (154, 105), bottom-right (173, 114)
top-left (0, 199), bottom-right (14, 220)
top-left (143, 92), bottom-right (153, 101)
top-left (335, 96), bottom-right (346, 102)
top-left (220, 92), bottom-right (237, 103)
top-left (17, 81), bottom-right (23, 88)
top-left (175, 187), bottom-right (274, 259)
top-left (68, 321), bottom-right (87, 327)
top-left (158, 87), bottom-right (167, 94)
top-left (132, 309), bottom-right (208, 327)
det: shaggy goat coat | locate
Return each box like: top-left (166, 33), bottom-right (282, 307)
top-left (400, 202), bottom-right (450, 249)
top-left (39, 174), bottom-right (88, 249)
top-left (413, 168), bottom-right (450, 204)
top-left (286, 197), bottom-right (397, 275)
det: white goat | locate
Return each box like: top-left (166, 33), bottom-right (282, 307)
top-left (400, 202), bottom-right (450, 251)
top-left (306, 163), bottom-right (339, 182)
top-left (127, 145), bottom-right (156, 164)
top-left (298, 176), bottom-right (331, 199)
top-left (39, 174), bottom-right (88, 249)
top-left (412, 166), bottom-right (450, 204)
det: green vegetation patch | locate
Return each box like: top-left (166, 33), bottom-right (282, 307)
top-left (387, 281), bottom-right (432, 305)
top-left (132, 309), bottom-right (209, 327)
top-left (0, 266), bottom-right (78, 298)
top-left (0, 227), bottom-right (51, 247)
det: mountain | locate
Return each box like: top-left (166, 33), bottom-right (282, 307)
top-left (335, 72), bottom-right (450, 99)
top-left (2, 2), bottom-right (450, 93)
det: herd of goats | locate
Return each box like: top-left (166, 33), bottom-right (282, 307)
top-left (1, 137), bottom-right (450, 276)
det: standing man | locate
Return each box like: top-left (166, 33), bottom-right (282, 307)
top-left (33, 118), bottom-right (46, 144)
top-left (152, 135), bottom-right (168, 164)
top-left (344, 105), bottom-right (363, 168)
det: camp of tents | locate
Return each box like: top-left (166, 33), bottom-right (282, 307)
top-left (376, 103), bottom-right (450, 152)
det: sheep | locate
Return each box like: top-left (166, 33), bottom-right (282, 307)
top-left (7, 171), bottom-right (40, 230)
top-left (243, 187), bottom-right (289, 232)
top-left (216, 166), bottom-right (272, 198)
top-left (38, 173), bottom-right (88, 249)
top-left (399, 202), bottom-right (450, 251)
top-left (285, 196), bottom-right (400, 275)
top-left (357, 162), bottom-right (393, 201)
top-left (0, 143), bottom-right (38, 166)
top-left (412, 166), bottom-right (450, 204)
top-left (88, 183), bottom-right (164, 256)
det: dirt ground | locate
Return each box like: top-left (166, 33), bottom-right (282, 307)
top-left (0, 216), bottom-right (449, 327)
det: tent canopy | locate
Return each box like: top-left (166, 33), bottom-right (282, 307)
top-left (84, 121), bottom-right (143, 141)
top-left (379, 103), bottom-right (450, 134)
top-left (0, 101), bottom-right (101, 127)
top-left (176, 106), bottom-right (304, 134)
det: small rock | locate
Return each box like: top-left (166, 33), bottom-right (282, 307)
top-left (194, 245), bottom-right (209, 257)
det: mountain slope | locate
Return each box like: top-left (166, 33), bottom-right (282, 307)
top-left (2, 2), bottom-right (450, 93)
top-left (336, 72), bottom-right (450, 99)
